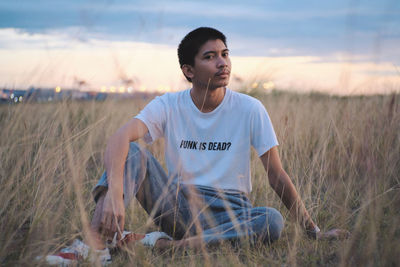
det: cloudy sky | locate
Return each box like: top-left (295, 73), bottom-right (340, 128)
top-left (1, 0), bottom-right (399, 94)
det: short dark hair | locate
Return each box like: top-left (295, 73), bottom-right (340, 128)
top-left (178, 27), bottom-right (227, 82)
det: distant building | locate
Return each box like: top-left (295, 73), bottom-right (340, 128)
top-left (26, 88), bottom-right (55, 102)
top-left (0, 89), bottom-right (27, 103)
top-left (0, 87), bottom-right (160, 104)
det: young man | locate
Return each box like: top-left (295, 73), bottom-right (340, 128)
top-left (43, 27), bottom-right (348, 265)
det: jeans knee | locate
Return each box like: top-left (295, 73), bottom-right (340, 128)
top-left (250, 207), bottom-right (284, 244)
top-left (127, 142), bottom-right (147, 162)
top-left (267, 208), bottom-right (284, 242)
top-left (128, 142), bottom-right (141, 153)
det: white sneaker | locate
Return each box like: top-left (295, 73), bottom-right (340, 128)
top-left (36, 239), bottom-right (111, 266)
top-left (140, 232), bottom-right (173, 247)
top-left (109, 231), bottom-right (172, 249)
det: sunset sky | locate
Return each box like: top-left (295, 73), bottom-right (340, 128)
top-left (0, 0), bottom-right (399, 95)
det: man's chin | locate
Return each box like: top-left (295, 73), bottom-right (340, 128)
top-left (212, 80), bottom-right (230, 89)
top-left (209, 84), bottom-right (228, 91)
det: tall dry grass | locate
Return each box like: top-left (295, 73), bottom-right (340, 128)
top-left (0, 91), bottom-right (399, 266)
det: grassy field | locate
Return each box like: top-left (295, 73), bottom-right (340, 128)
top-left (0, 90), bottom-right (399, 266)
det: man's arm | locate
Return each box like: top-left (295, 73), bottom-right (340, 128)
top-left (260, 146), bottom-right (317, 235)
top-left (100, 118), bottom-right (149, 239)
top-left (260, 146), bottom-right (350, 240)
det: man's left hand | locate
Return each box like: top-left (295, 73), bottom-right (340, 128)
top-left (316, 228), bottom-right (350, 240)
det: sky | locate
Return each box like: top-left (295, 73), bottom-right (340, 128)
top-left (0, 0), bottom-right (399, 95)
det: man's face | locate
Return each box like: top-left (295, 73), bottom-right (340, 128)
top-left (189, 39), bottom-right (231, 90)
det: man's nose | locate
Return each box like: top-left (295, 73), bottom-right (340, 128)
top-left (216, 56), bottom-right (228, 68)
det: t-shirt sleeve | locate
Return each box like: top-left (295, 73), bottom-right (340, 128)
top-left (134, 95), bottom-right (167, 143)
top-left (250, 100), bottom-right (279, 156)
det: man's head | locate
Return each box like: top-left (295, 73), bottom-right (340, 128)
top-left (178, 27), bottom-right (228, 82)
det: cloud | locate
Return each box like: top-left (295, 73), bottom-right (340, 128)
top-left (0, 0), bottom-right (399, 94)
top-left (0, 27), bottom-right (93, 49)
top-left (1, 27), bottom-right (398, 95)
top-left (1, 0), bottom-right (399, 62)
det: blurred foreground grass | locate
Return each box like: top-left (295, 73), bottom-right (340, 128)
top-left (0, 91), bottom-right (399, 266)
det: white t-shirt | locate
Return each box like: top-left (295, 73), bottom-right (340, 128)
top-left (135, 88), bottom-right (278, 193)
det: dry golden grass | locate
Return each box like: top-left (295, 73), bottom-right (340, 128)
top-left (0, 91), bottom-right (399, 266)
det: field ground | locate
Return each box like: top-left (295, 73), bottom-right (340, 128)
top-left (0, 90), bottom-right (399, 266)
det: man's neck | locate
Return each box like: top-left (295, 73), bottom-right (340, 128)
top-left (190, 86), bottom-right (226, 113)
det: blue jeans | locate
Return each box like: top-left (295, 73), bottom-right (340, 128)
top-left (92, 142), bottom-right (284, 245)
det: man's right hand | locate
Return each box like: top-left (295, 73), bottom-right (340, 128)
top-left (100, 190), bottom-right (125, 241)
top-left (99, 118), bottom-right (148, 241)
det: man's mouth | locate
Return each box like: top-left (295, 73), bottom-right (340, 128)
top-left (216, 70), bottom-right (230, 77)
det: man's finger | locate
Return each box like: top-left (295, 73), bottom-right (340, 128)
top-left (105, 213), bottom-right (113, 230)
top-left (108, 215), bottom-right (120, 238)
top-left (109, 216), bottom-right (115, 233)
top-left (99, 220), bottom-right (108, 237)
top-left (117, 215), bottom-right (125, 240)
top-left (321, 229), bottom-right (351, 240)
top-left (338, 229), bottom-right (351, 239)
top-left (101, 213), bottom-right (114, 238)
top-left (100, 216), bottom-right (107, 233)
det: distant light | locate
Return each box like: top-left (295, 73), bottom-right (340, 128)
top-left (19, 96), bottom-right (23, 102)
top-left (55, 86), bottom-right (61, 93)
top-left (127, 87), bottom-right (133, 93)
top-left (156, 85), bottom-right (164, 92)
top-left (119, 86), bottom-right (125, 93)
top-left (251, 82), bottom-right (258, 89)
top-left (100, 86), bottom-right (107, 92)
top-left (263, 81), bottom-right (275, 90)
top-left (110, 86), bottom-right (116, 93)
top-left (10, 93), bottom-right (14, 99)
top-left (139, 85), bottom-right (146, 92)
top-left (14, 98), bottom-right (18, 103)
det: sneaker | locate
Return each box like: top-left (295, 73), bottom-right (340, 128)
top-left (109, 231), bottom-right (172, 249)
top-left (36, 239), bottom-right (111, 266)
top-left (140, 232), bottom-right (173, 247)
top-left (109, 231), bottom-right (146, 249)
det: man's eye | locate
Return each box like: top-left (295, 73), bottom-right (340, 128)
top-left (204, 55), bottom-right (213, 59)
top-left (223, 52), bottom-right (229, 57)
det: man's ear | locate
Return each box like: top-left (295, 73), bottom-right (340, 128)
top-left (181, 64), bottom-right (194, 80)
